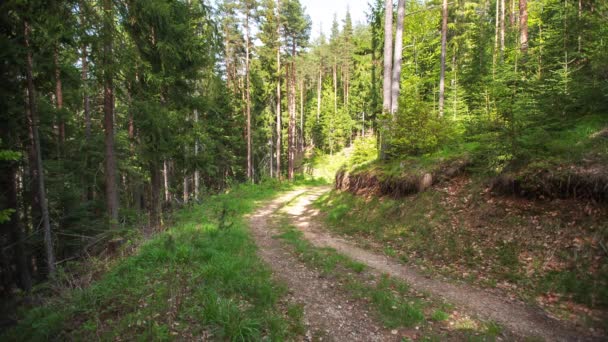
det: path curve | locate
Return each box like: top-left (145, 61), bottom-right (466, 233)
top-left (248, 189), bottom-right (398, 341)
top-left (281, 186), bottom-right (600, 342)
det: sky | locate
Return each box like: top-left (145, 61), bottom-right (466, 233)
top-left (300, 0), bottom-right (369, 38)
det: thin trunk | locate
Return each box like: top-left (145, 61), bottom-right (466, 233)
top-left (317, 68), bottom-right (322, 122)
top-left (82, 46), bottom-right (90, 140)
top-left (300, 79), bottom-right (304, 151)
top-left (54, 46), bottom-right (65, 145)
top-left (577, 0), bottom-right (582, 53)
top-left (391, 0), bottom-right (406, 115)
top-left (382, 0), bottom-right (393, 112)
top-left (500, 0), bottom-right (506, 59)
top-left (245, 9), bottom-right (253, 181)
top-left (439, 0), bottom-right (448, 117)
top-left (333, 62), bottom-right (337, 116)
top-left (25, 20), bottom-right (55, 275)
top-left (519, 0), bottom-right (528, 53)
top-left (288, 53), bottom-right (296, 181)
top-left (163, 160), bottom-right (170, 203)
top-left (183, 173), bottom-right (188, 203)
top-left (493, 0), bottom-right (500, 77)
top-left (149, 162), bottom-right (161, 233)
top-left (103, 0), bottom-right (119, 228)
top-left (194, 109), bottom-right (200, 200)
top-left (275, 0), bottom-right (282, 179)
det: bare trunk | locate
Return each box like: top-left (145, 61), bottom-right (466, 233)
top-left (194, 109), bottom-right (200, 200)
top-left (519, 0), bottom-right (528, 53)
top-left (382, 0), bottom-right (393, 112)
top-left (288, 57), bottom-right (296, 180)
top-left (103, 0), bottom-right (119, 228)
top-left (54, 46), bottom-right (65, 145)
top-left (82, 46), bottom-right (91, 140)
top-left (25, 20), bottom-right (55, 275)
top-left (183, 173), bottom-right (188, 203)
top-left (577, 0), bottom-right (582, 53)
top-left (163, 160), bottom-right (170, 203)
top-left (300, 79), bottom-right (304, 151)
top-left (390, 0), bottom-right (406, 115)
top-left (439, 0), bottom-right (448, 117)
top-left (493, 0), bottom-right (500, 77)
top-left (500, 0), bottom-right (506, 59)
top-left (275, 0), bottom-right (282, 179)
top-left (245, 10), bottom-right (253, 181)
top-left (333, 62), bottom-right (337, 116)
top-left (317, 68), bottom-right (322, 122)
top-left (149, 162), bottom-right (161, 233)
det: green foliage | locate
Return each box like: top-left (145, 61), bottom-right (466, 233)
top-left (3, 181), bottom-right (313, 341)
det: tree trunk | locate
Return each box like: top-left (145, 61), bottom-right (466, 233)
top-left (493, 0), bottom-right (500, 77)
top-left (317, 68), bottom-right (322, 122)
top-left (288, 59), bottom-right (296, 180)
top-left (390, 0), bottom-right (406, 115)
top-left (439, 0), bottom-right (448, 117)
top-left (300, 79), bottom-right (304, 151)
top-left (382, 0), bottom-right (393, 112)
top-left (25, 20), bottom-right (55, 275)
top-left (194, 109), bottom-right (200, 200)
top-left (500, 0), bottom-right (506, 59)
top-left (82, 46), bottom-right (91, 140)
top-left (149, 161), bottom-right (161, 234)
top-left (163, 160), bottom-right (170, 203)
top-left (103, 0), bottom-right (119, 228)
top-left (54, 46), bottom-right (65, 146)
top-left (519, 0), bottom-right (528, 53)
top-left (275, 0), bottom-right (282, 179)
top-left (245, 9), bottom-right (253, 181)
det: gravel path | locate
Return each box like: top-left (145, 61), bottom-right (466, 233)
top-left (248, 189), bottom-right (398, 341)
top-left (278, 186), bottom-right (600, 342)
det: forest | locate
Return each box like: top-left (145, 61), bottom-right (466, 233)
top-left (1, 0), bottom-right (607, 340)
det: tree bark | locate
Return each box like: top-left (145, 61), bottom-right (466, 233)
top-left (316, 68), bottom-right (322, 122)
top-left (493, 0), bottom-right (500, 77)
top-left (519, 0), bottom-right (528, 53)
top-left (54, 46), bottom-right (65, 146)
top-left (382, 0), bottom-right (393, 112)
top-left (103, 0), bottom-right (119, 228)
top-left (194, 109), bottom-right (200, 200)
top-left (149, 161), bottom-right (161, 233)
top-left (439, 0), bottom-right (448, 117)
top-left (500, 0), bottom-right (506, 59)
top-left (288, 58), bottom-right (296, 180)
top-left (25, 20), bottom-right (55, 275)
top-left (275, 0), bottom-right (282, 179)
top-left (245, 8), bottom-right (253, 181)
top-left (390, 0), bottom-right (406, 115)
top-left (163, 160), bottom-right (170, 203)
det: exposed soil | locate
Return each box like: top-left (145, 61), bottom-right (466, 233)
top-left (262, 186), bottom-right (603, 341)
top-left (248, 189), bottom-right (398, 341)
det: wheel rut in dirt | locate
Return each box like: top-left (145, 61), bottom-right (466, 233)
top-left (278, 186), bottom-right (600, 342)
top-left (248, 189), bottom-right (397, 341)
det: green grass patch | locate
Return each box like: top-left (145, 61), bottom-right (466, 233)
top-left (3, 180), bottom-right (319, 341)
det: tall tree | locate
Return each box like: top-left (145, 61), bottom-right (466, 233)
top-left (382, 0), bottom-right (393, 112)
top-left (103, 0), bottom-right (119, 227)
top-left (390, 0), bottom-right (406, 115)
top-left (519, 0), bottom-right (528, 53)
top-left (24, 19), bottom-right (55, 275)
top-left (439, 0), bottom-right (448, 117)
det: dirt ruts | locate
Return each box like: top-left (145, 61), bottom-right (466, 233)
top-left (249, 186), bottom-right (602, 341)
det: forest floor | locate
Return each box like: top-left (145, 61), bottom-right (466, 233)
top-left (249, 185), bottom-right (603, 341)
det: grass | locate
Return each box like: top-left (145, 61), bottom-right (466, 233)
top-left (2, 180), bottom-right (321, 341)
top-left (272, 217), bottom-right (505, 339)
top-left (314, 183), bottom-right (608, 327)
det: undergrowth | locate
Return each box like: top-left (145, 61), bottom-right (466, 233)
top-left (2, 180), bottom-right (320, 341)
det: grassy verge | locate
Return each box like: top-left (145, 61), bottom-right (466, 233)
top-left (273, 216), bottom-right (505, 340)
top-left (314, 186), bottom-right (608, 331)
top-left (2, 180), bottom-right (321, 341)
